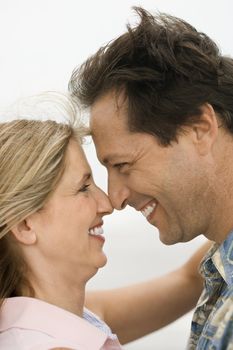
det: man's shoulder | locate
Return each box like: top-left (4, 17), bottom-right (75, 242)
top-left (196, 294), bottom-right (233, 349)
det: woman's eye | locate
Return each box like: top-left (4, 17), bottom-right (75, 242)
top-left (78, 184), bottom-right (91, 193)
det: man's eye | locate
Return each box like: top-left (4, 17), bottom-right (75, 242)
top-left (113, 163), bottom-right (129, 170)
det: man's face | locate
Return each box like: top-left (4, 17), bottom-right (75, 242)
top-left (90, 92), bottom-right (216, 245)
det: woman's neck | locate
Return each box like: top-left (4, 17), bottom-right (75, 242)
top-left (24, 268), bottom-right (87, 317)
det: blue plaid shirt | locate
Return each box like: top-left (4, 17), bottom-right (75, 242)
top-left (188, 231), bottom-right (233, 349)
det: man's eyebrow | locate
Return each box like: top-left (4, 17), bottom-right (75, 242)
top-left (102, 154), bottom-right (126, 165)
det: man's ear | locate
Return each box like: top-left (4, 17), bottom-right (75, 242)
top-left (10, 219), bottom-right (37, 245)
top-left (191, 103), bottom-right (219, 156)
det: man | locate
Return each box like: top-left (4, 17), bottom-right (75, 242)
top-left (69, 7), bottom-right (233, 348)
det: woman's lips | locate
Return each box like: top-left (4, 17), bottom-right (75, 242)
top-left (88, 224), bottom-right (105, 242)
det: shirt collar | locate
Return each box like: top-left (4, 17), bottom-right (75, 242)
top-left (200, 231), bottom-right (233, 287)
top-left (0, 297), bottom-right (109, 350)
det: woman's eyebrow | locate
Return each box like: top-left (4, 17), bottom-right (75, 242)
top-left (76, 172), bottom-right (92, 186)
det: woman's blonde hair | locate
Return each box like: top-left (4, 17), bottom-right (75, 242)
top-left (0, 92), bottom-right (87, 301)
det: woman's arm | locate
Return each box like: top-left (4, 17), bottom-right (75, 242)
top-left (85, 241), bottom-right (211, 344)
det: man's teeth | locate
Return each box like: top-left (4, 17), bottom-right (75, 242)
top-left (88, 226), bottom-right (104, 236)
top-left (141, 202), bottom-right (156, 218)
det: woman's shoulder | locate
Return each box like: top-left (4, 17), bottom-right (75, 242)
top-left (0, 298), bottom-right (113, 349)
top-left (0, 327), bottom-right (85, 350)
top-left (0, 327), bottom-right (52, 349)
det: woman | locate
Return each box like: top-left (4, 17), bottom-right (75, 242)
top-left (0, 93), bottom-right (209, 349)
top-left (0, 93), bottom-right (122, 349)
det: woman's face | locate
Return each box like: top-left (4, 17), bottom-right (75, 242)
top-left (26, 139), bottom-right (113, 280)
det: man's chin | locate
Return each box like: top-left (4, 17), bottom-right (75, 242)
top-left (158, 230), bottom-right (181, 246)
top-left (149, 220), bottom-right (183, 245)
top-left (159, 229), bottom-right (195, 245)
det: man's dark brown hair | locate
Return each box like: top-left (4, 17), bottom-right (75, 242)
top-left (69, 7), bottom-right (233, 145)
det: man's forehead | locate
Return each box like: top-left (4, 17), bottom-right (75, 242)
top-left (90, 91), bottom-right (128, 122)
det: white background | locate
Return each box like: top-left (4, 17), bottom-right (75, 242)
top-left (0, 1), bottom-right (232, 349)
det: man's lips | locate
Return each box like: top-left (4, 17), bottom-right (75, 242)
top-left (139, 200), bottom-right (157, 220)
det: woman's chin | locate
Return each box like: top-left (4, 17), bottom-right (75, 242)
top-left (87, 253), bottom-right (108, 276)
top-left (97, 252), bottom-right (108, 268)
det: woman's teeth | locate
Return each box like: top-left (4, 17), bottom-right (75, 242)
top-left (141, 202), bottom-right (156, 218)
top-left (88, 226), bottom-right (104, 236)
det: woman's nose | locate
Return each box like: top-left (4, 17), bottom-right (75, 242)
top-left (96, 187), bottom-right (113, 216)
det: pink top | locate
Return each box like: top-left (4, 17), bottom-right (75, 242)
top-left (0, 297), bottom-right (122, 350)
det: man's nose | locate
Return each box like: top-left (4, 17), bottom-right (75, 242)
top-left (108, 176), bottom-right (130, 210)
